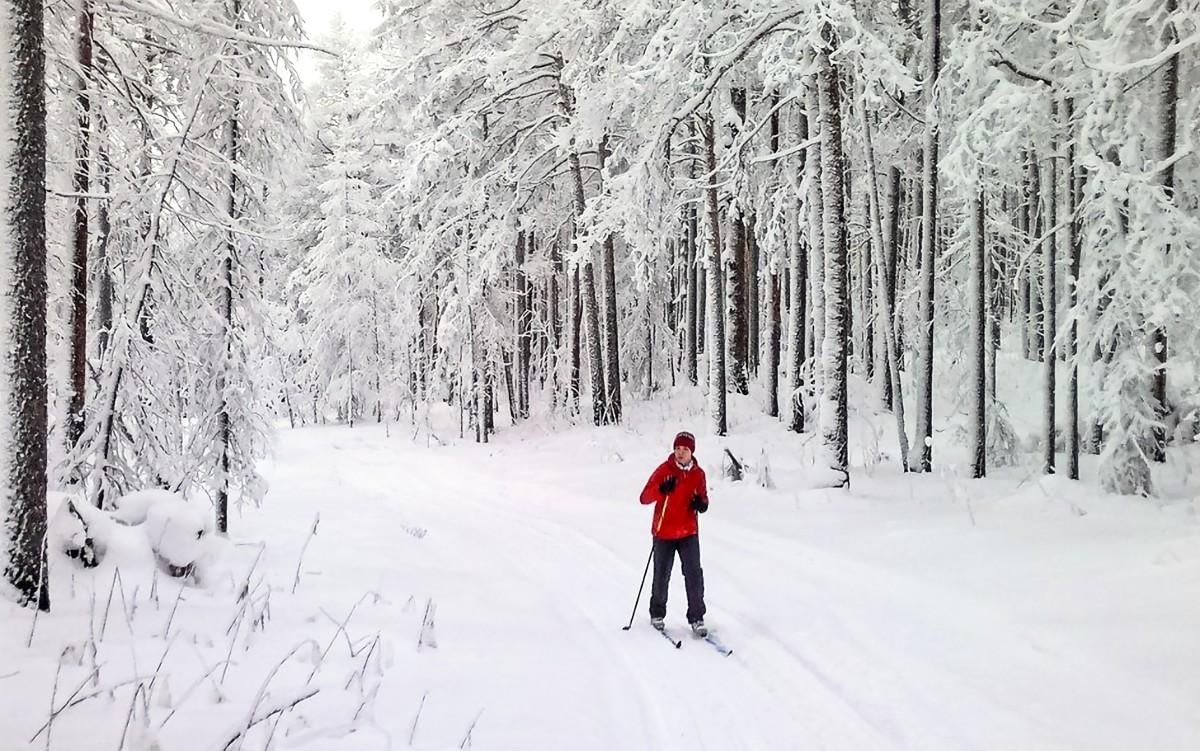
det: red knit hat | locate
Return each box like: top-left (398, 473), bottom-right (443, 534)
top-left (673, 431), bottom-right (696, 452)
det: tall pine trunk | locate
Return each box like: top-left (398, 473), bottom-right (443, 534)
top-left (765, 96), bottom-right (782, 418)
top-left (66, 0), bottom-right (93, 453)
top-left (1, 0), bottom-right (50, 610)
top-left (816, 29), bottom-right (848, 486)
top-left (861, 98), bottom-right (910, 471)
top-left (216, 0), bottom-right (241, 534)
top-left (702, 111), bottom-right (727, 436)
top-left (684, 122), bottom-right (700, 385)
top-left (805, 69), bottom-right (825, 409)
top-left (915, 0), bottom-right (942, 473)
top-left (1043, 110), bottom-right (1057, 476)
top-left (1151, 0), bottom-right (1179, 463)
top-left (727, 87), bottom-right (749, 395)
top-left (598, 136), bottom-right (621, 423)
top-left (515, 230), bottom-right (531, 419)
top-left (1065, 100), bottom-right (1082, 479)
top-left (96, 109), bottom-right (113, 360)
top-left (969, 188), bottom-right (987, 478)
top-left (787, 104), bottom-right (809, 434)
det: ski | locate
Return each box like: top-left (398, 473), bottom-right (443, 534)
top-left (656, 627), bottom-right (682, 649)
top-left (697, 632), bottom-right (733, 656)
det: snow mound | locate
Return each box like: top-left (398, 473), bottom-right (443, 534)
top-left (111, 487), bottom-right (183, 525)
top-left (142, 494), bottom-right (214, 571)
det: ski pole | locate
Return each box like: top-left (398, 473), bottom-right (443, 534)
top-left (621, 540), bottom-right (655, 631)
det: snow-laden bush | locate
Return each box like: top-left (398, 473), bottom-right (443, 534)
top-left (49, 488), bottom-right (218, 578)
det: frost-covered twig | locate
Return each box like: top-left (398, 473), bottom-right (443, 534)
top-left (117, 682), bottom-right (150, 751)
top-left (408, 691), bottom-right (428, 746)
top-left (28, 672), bottom-right (150, 743)
top-left (291, 514), bottom-right (320, 594)
top-left (458, 709), bottom-right (484, 749)
top-left (224, 643), bottom-right (321, 751)
top-left (159, 653), bottom-right (232, 729)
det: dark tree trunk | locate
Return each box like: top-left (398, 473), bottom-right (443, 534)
top-left (514, 230), bottom-right (531, 419)
top-left (1043, 117), bottom-right (1057, 476)
top-left (685, 122), bottom-right (700, 385)
top-left (1151, 0), bottom-right (1179, 463)
top-left (787, 103), bottom-right (809, 433)
top-left (3, 0), bottom-right (50, 611)
top-left (765, 96), bottom-right (782, 418)
top-left (915, 0), bottom-right (942, 472)
top-left (1064, 98), bottom-right (1081, 480)
top-left (96, 108), bottom-right (113, 360)
top-left (817, 29), bottom-right (848, 483)
top-left (598, 136), bottom-right (622, 423)
top-left (216, 0), bottom-right (241, 535)
top-left (66, 0), bottom-right (94, 453)
top-left (969, 188), bottom-right (986, 479)
top-left (702, 112), bottom-right (727, 436)
top-left (727, 87), bottom-right (749, 395)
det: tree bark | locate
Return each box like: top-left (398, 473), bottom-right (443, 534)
top-left (1151, 0), bottom-right (1179, 463)
top-left (1064, 97), bottom-right (1081, 480)
top-left (816, 29), bottom-right (848, 485)
top-left (2, 0), bottom-right (50, 610)
top-left (727, 86), bottom-right (749, 395)
top-left (915, 0), bottom-right (942, 472)
top-left (861, 97), bottom-right (910, 472)
top-left (1043, 113), bottom-right (1057, 475)
top-left (216, 0), bottom-right (241, 535)
top-left (66, 0), bottom-right (94, 453)
top-left (598, 135), bottom-right (622, 423)
top-left (514, 230), bottom-right (531, 419)
top-left (685, 122), bottom-right (700, 385)
top-left (787, 104), bottom-right (809, 434)
top-left (969, 187), bottom-right (987, 479)
top-left (702, 111), bottom-right (727, 436)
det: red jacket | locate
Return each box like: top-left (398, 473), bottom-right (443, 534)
top-left (639, 456), bottom-right (709, 539)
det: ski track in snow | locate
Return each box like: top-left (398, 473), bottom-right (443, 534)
top-left (258, 425), bottom-right (1200, 750)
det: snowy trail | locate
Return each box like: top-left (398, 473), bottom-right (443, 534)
top-left (257, 424), bottom-right (1200, 750)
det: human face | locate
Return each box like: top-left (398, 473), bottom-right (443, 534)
top-left (673, 445), bottom-right (693, 465)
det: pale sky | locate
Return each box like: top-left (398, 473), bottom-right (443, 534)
top-left (293, 0), bottom-right (381, 82)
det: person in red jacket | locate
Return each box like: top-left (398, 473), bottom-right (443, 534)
top-left (639, 430), bottom-right (710, 636)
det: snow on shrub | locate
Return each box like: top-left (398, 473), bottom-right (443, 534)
top-left (141, 492), bottom-right (215, 576)
top-left (110, 487), bottom-right (182, 525)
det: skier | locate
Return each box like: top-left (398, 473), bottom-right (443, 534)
top-left (639, 430), bottom-right (710, 637)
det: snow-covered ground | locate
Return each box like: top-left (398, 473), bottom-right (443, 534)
top-left (3, 384), bottom-right (1200, 749)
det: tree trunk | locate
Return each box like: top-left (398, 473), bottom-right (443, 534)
top-left (216, 0), bottom-right (241, 535)
top-left (787, 104), bottom-right (809, 434)
top-left (765, 96), bottom-right (782, 418)
top-left (684, 123), bottom-right (700, 384)
top-left (96, 109), bottom-right (113, 361)
top-left (727, 86), bottom-right (749, 395)
top-left (861, 97), bottom-right (910, 471)
top-left (1152, 0), bottom-right (1179, 463)
top-left (514, 230), bottom-right (531, 419)
top-left (969, 187), bottom-right (987, 478)
top-left (816, 29), bottom-right (848, 485)
top-left (1029, 148), bottom-right (1045, 362)
top-left (1066, 101), bottom-right (1082, 479)
top-left (915, 0), bottom-right (942, 472)
top-left (805, 68), bottom-right (825, 409)
top-left (2, 0), bottom-right (50, 610)
top-left (702, 111), bottom-right (727, 436)
top-left (1043, 113), bottom-right (1057, 475)
top-left (66, 0), bottom-right (94, 453)
top-left (598, 135), bottom-right (622, 423)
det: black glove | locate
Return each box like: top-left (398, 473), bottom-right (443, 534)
top-left (658, 475), bottom-right (677, 495)
top-left (691, 493), bottom-right (709, 513)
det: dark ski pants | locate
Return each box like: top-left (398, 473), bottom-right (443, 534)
top-left (649, 534), bottom-right (705, 623)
